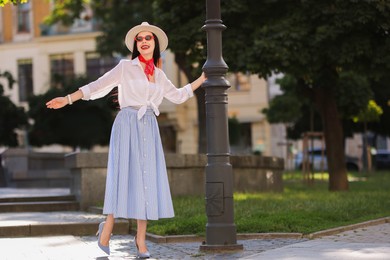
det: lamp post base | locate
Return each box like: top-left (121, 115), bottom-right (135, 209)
top-left (200, 243), bottom-right (244, 252)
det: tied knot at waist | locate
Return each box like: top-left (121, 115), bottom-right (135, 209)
top-left (137, 101), bottom-right (160, 120)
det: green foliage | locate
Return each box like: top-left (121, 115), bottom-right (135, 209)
top-left (0, 0), bottom-right (27, 7)
top-left (28, 76), bottom-right (114, 149)
top-left (153, 0), bottom-right (206, 78)
top-left (262, 95), bottom-right (301, 124)
top-left (262, 76), bottom-right (302, 124)
top-left (147, 196), bottom-right (205, 236)
top-left (234, 1), bottom-right (390, 79)
top-left (45, 0), bottom-right (155, 56)
top-left (336, 71), bottom-right (372, 118)
top-left (353, 100), bottom-right (383, 123)
top-left (261, 75), bottom-right (324, 139)
top-left (93, 0), bottom-right (155, 56)
top-left (0, 71), bottom-right (28, 146)
top-left (0, 71), bottom-right (16, 94)
top-left (371, 76), bottom-right (390, 136)
top-left (263, 71), bottom-right (374, 138)
top-left (43, 0), bottom-right (88, 26)
top-left (0, 97), bottom-right (28, 147)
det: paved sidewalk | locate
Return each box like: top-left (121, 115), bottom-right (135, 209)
top-left (0, 222), bottom-right (389, 259)
top-left (245, 223), bottom-right (390, 260)
top-left (1, 188), bottom-right (389, 259)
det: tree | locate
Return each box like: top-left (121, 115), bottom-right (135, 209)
top-left (264, 72), bottom-right (372, 141)
top-left (221, 0), bottom-right (390, 191)
top-left (0, 71), bottom-right (28, 146)
top-left (28, 76), bottom-right (114, 150)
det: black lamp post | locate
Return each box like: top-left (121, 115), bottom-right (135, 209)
top-left (200, 0), bottom-right (243, 251)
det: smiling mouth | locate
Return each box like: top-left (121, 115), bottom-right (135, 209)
top-left (141, 45), bottom-right (149, 50)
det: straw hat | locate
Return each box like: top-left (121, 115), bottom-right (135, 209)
top-left (125, 22), bottom-right (168, 53)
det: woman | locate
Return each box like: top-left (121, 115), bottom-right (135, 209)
top-left (46, 22), bottom-right (206, 258)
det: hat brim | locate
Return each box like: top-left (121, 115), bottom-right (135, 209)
top-left (125, 23), bottom-right (168, 53)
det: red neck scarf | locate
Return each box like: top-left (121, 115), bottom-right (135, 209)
top-left (138, 55), bottom-right (155, 79)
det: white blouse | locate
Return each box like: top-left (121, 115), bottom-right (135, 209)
top-left (148, 82), bottom-right (157, 99)
top-left (79, 57), bottom-right (194, 120)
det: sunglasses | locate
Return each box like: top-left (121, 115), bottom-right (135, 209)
top-left (135, 35), bottom-right (154, 42)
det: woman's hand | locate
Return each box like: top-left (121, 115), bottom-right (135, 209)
top-left (46, 97), bottom-right (68, 109)
top-left (200, 72), bottom-right (207, 83)
top-left (46, 90), bottom-right (83, 109)
top-left (191, 72), bottom-right (207, 92)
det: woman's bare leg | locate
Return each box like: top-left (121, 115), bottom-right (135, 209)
top-left (100, 214), bottom-right (114, 246)
top-left (136, 219), bottom-right (148, 253)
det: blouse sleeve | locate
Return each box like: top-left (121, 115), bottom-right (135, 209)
top-left (79, 60), bottom-right (124, 100)
top-left (161, 72), bottom-right (194, 104)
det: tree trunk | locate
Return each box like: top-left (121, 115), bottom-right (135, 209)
top-left (174, 54), bottom-right (207, 153)
top-left (313, 87), bottom-right (349, 191)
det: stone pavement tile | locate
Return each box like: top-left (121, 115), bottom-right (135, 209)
top-left (157, 238), bottom-right (307, 259)
top-left (87, 235), bottom-right (307, 259)
top-left (243, 240), bottom-right (390, 260)
top-left (242, 223), bottom-right (390, 260)
top-left (1, 236), bottom-right (100, 260)
top-left (320, 223), bottom-right (390, 244)
top-left (0, 234), bottom-right (306, 260)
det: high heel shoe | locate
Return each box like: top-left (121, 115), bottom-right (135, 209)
top-left (96, 221), bottom-right (110, 255)
top-left (134, 235), bottom-right (150, 259)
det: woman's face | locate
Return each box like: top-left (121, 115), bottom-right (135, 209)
top-left (136, 31), bottom-right (155, 57)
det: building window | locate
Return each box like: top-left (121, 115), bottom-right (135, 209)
top-left (50, 54), bottom-right (74, 86)
top-left (17, 2), bottom-right (31, 33)
top-left (86, 52), bottom-right (118, 80)
top-left (17, 59), bottom-right (33, 102)
top-left (229, 120), bottom-right (252, 154)
top-left (227, 72), bottom-right (251, 91)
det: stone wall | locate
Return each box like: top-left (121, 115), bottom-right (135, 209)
top-left (65, 152), bottom-right (284, 210)
top-left (1, 148), bottom-right (71, 188)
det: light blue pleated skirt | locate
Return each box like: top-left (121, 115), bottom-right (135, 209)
top-left (102, 107), bottom-right (174, 220)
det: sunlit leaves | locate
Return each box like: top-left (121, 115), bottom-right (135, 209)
top-left (353, 100), bottom-right (383, 123)
top-left (0, 0), bottom-right (28, 7)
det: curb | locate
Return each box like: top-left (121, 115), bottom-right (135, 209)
top-left (145, 216), bottom-right (390, 244)
top-left (304, 216), bottom-right (390, 239)
top-left (146, 233), bottom-right (204, 243)
top-left (238, 232), bottom-right (303, 240)
top-left (0, 221), bottom-right (131, 238)
top-left (145, 232), bottom-right (304, 244)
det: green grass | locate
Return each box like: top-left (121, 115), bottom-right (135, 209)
top-left (146, 171), bottom-right (390, 236)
